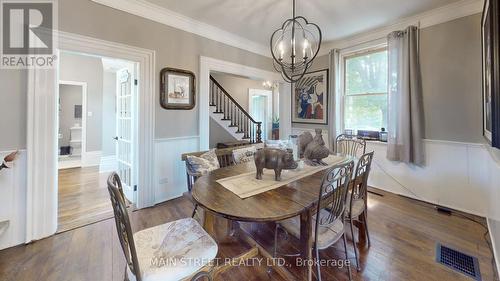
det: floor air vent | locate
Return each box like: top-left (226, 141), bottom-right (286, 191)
top-left (436, 243), bottom-right (481, 280)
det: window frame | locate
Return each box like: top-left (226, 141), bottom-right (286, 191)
top-left (340, 45), bottom-right (388, 133)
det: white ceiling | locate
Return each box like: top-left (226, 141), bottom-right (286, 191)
top-left (146, 0), bottom-right (461, 45)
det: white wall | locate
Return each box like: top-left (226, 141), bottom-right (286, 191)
top-left (154, 136), bottom-right (199, 203)
top-left (366, 140), bottom-right (497, 218)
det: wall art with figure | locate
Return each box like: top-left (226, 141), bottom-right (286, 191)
top-left (292, 69), bottom-right (328, 125)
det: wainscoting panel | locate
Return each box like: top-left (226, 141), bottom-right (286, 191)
top-left (99, 155), bottom-right (117, 173)
top-left (154, 136), bottom-right (199, 204)
top-left (367, 140), bottom-right (497, 218)
top-left (82, 150), bottom-right (102, 167)
top-left (0, 150), bottom-right (27, 250)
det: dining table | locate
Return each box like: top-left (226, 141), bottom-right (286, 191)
top-left (192, 154), bottom-right (363, 281)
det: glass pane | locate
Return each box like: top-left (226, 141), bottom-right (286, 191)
top-left (344, 95), bottom-right (388, 131)
top-left (346, 50), bottom-right (388, 95)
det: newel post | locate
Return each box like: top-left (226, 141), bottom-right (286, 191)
top-left (256, 122), bottom-right (262, 143)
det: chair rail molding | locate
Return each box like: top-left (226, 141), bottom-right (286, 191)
top-left (199, 56), bottom-right (284, 150)
top-left (90, 0), bottom-right (269, 57)
top-left (27, 30), bottom-right (155, 243)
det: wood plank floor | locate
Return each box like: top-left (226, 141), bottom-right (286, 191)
top-left (57, 167), bottom-right (113, 233)
top-left (1, 188), bottom-right (496, 281)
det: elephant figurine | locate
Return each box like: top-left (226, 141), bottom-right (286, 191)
top-left (254, 148), bottom-right (298, 181)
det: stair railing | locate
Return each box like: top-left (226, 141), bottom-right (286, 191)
top-left (210, 76), bottom-right (262, 143)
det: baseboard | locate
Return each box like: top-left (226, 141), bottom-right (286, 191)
top-left (82, 151), bottom-right (101, 167)
top-left (487, 218), bottom-right (500, 278)
top-left (99, 155), bottom-right (117, 173)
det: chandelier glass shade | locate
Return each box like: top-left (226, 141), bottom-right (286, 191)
top-left (270, 0), bottom-right (322, 83)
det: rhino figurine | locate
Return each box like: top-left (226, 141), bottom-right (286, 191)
top-left (254, 148), bottom-right (298, 181)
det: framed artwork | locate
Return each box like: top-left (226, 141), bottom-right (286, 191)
top-left (160, 68), bottom-right (196, 110)
top-left (291, 69), bottom-right (329, 125)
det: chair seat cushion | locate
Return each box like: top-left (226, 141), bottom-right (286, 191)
top-left (279, 209), bottom-right (344, 250)
top-left (345, 192), bottom-right (365, 218)
top-left (127, 218), bottom-right (218, 281)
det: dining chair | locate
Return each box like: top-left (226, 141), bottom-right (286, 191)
top-left (273, 161), bottom-right (355, 281)
top-left (336, 134), bottom-right (366, 158)
top-left (345, 151), bottom-right (374, 271)
top-left (107, 173), bottom-right (219, 281)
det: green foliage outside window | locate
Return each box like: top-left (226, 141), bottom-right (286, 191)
top-left (344, 50), bottom-right (388, 132)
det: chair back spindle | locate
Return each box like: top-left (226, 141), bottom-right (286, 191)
top-left (107, 173), bottom-right (141, 281)
top-left (314, 161), bottom-right (354, 243)
top-left (351, 151), bottom-right (374, 205)
top-left (336, 134), bottom-right (367, 158)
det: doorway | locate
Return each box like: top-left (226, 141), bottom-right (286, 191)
top-left (56, 51), bottom-right (138, 233)
top-left (248, 89), bottom-right (273, 140)
top-left (58, 81), bottom-right (87, 169)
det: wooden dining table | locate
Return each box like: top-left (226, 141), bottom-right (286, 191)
top-left (192, 154), bottom-right (361, 281)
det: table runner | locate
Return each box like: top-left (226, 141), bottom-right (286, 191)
top-left (217, 155), bottom-right (347, 199)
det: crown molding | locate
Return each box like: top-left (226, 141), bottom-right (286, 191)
top-left (320, 0), bottom-right (484, 54)
top-left (91, 0), bottom-right (483, 59)
top-left (90, 0), bottom-right (270, 57)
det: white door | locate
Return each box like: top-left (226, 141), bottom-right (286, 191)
top-left (115, 68), bottom-right (135, 202)
top-left (249, 89), bottom-right (273, 141)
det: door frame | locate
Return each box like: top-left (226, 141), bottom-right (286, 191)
top-left (58, 80), bottom-right (87, 169)
top-left (248, 89), bottom-right (273, 140)
top-left (26, 31), bottom-right (155, 243)
top-left (199, 56), bottom-right (286, 149)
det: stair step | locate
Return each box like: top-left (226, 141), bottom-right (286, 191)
top-left (209, 103), bottom-right (216, 106)
top-left (213, 111), bottom-right (223, 114)
top-left (221, 118), bottom-right (231, 121)
top-left (228, 125), bottom-right (238, 128)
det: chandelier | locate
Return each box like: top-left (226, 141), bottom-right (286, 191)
top-left (270, 0), bottom-right (322, 83)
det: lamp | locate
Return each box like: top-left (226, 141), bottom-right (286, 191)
top-left (270, 0), bottom-right (322, 83)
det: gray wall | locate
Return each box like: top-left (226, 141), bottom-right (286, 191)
top-left (210, 72), bottom-right (269, 111)
top-left (209, 119), bottom-right (237, 148)
top-left (58, 0), bottom-right (273, 140)
top-left (294, 14), bottom-right (484, 144)
top-left (0, 0), bottom-right (273, 152)
top-left (420, 14), bottom-right (483, 143)
top-left (101, 71), bottom-right (116, 156)
top-left (59, 84), bottom-right (82, 148)
top-left (0, 70), bottom-right (26, 150)
top-left (59, 52), bottom-right (104, 152)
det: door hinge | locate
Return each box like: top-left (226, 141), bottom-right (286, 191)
top-left (134, 185), bottom-right (137, 191)
top-left (134, 79), bottom-right (138, 85)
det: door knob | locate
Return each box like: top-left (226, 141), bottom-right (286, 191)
top-left (113, 136), bottom-right (119, 140)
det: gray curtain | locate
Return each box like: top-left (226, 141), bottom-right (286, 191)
top-left (387, 26), bottom-right (425, 165)
top-left (328, 49), bottom-right (340, 151)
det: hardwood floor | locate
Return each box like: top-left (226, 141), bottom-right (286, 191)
top-left (57, 167), bottom-right (113, 233)
top-left (0, 188), bottom-right (496, 281)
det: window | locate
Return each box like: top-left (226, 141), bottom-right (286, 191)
top-left (343, 48), bottom-right (388, 133)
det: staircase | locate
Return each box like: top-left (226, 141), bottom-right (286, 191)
top-left (210, 76), bottom-right (262, 144)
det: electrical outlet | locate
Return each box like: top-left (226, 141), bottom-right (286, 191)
top-left (159, 178), bottom-right (168, 184)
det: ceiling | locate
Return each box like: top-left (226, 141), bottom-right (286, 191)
top-left (146, 0), bottom-right (461, 45)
